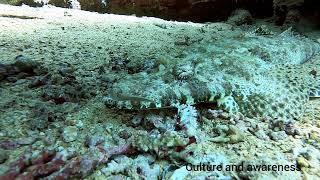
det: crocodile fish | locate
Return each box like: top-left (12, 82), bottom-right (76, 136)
top-left (104, 27), bottom-right (320, 120)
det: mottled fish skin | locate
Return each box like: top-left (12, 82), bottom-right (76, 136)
top-left (104, 27), bottom-right (320, 120)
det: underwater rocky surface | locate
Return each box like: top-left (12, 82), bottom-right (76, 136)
top-left (2, 0), bottom-right (320, 25)
top-left (0, 4), bottom-right (320, 179)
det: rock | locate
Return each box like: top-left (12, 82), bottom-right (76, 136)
top-left (62, 126), bottom-right (78, 143)
top-left (269, 119), bottom-right (285, 131)
top-left (269, 131), bottom-right (288, 141)
top-left (0, 150), bottom-right (8, 164)
top-left (297, 157), bottom-right (310, 168)
top-left (174, 35), bottom-right (190, 46)
top-left (309, 131), bottom-right (320, 143)
top-left (254, 129), bottom-right (270, 140)
top-left (227, 9), bottom-right (253, 26)
top-left (284, 9), bottom-right (301, 24)
top-left (85, 135), bottom-right (105, 147)
top-left (228, 125), bottom-right (244, 143)
top-left (0, 139), bottom-right (20, 150)
top-left (131, 115), bottom-right (143, 127)
top-left (14, 55), bottom-right (38, 73)
top-left (284, 121), bottom-right (300, 136)
top-left (16, 136), bottom-right (37, 145)
top-left (58, 63), bottom-right (74, 76)
top-left (110, 55), bottom-right (130, 72)
top-left (127, 58), bottom-right (160, 74)
top-left (273, 0), bottom-right (304, 25)
top-left (29, 75), bottom-right (49, 88)
top-left (30, 104), bottom-right (51, 130)
top-left (207, 109), bottom-right (224, 119)
top-left (118, 129), bottom-right (131, 140)
top-left (220, 112), bottom-right (230, 119)
top-left (210, 125), bottom-right (244, 144)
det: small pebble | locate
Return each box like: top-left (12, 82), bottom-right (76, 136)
top-left (255, 129), bottom-right (269, 140)
top-left (76, 120), bottom-right (84, 129)
top-left (309, 131), bottom-right (319, 142)
top-left (132, 115), bottom-right (143, 126)
top-left (316, 121), bottom-right (320, 128)
top-left (85, 135), bottom-right (105, 147)
top-left (17, 136), bottom-right (37, 145)
top-left (269, 131), bottom-right (287, 141)
top-left (39, 132), bottom-right (45, 136)
top-left (119, 129), bottom-right (131, 139)
top-left (174, 35), bottom-right (190, 46)
top-left (297, 157), bottom-right (310, 168)
top-left (220, 112), bottom-right (230, 119)
top-left (14, 55), bottom-right (37, 73)
top-left (62, 126), bottom-right (78, 143)
top-left (58, 63), bottom-right (73, 76)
